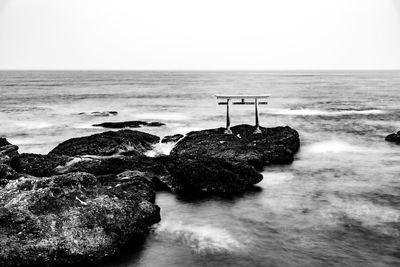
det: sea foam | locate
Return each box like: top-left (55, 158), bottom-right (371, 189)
top-left (266, 108), bottom-right (385, 116)
top-left (155, 221), bottom-right (243, 254)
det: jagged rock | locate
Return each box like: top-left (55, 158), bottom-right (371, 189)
top-left (160, 155), bottom-right (263, 194)
top-left (77, 111), bottom-right (118, 116)
top-left (10, 153), bottom-right (69, 177)
top-left (49, 130), bottom-right (160, 157)
top-left (0, 138), bottom-right (19, 165)
top-left (0, 164), bottom-right (20, 180)
top-left (54, 154), bottom-right (170, 190)
top-left (385, 132), bottom-right (400, 144)
top-left (171, 124), bottom-right (300, 170)
top-left (0, 172), bottom-right (160, 267)
top-left (93, 121), bottom-right (165, 129)
top-left (161, 134), bottom-right (184, 143)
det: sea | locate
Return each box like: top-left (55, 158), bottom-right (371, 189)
top-left (1, 71), bottom-right (400, 267)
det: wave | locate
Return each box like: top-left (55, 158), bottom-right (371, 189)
top-left (265, 108), bottom-right (386, 116)
top-left (302, 140), bottom-right (374, 154)
top-left (145, 142), bottom-right (176, 157)
top-left (135, 112), bottom-right (190, 121)
top-left (155, 221), bottom-right (243, 254)
top-left (260, 172), bottom-right (294, 186)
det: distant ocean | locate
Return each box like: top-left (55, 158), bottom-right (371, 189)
top-left (1, 71), bottom-right (400, 266)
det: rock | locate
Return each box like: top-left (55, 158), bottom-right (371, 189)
top-left (92, 121), bottom-right (165, 129)
top-left (160, 156), bottom-right (263, 194)
top-left (10, 153), bottom-right (69, 177)
top-left (0, 172), bottom-right (160, 266)
top-left (0, 164), bottom-right (20, 180)
top-left (0, 138), bottom-right (19, 165)
top-left (146, 122), bottom-right (165, 127)
top-left (49, 130), bottom-right (160, 157)
top-left (161, 134), bottom-right (184, 143)
top-left (77, 111), bottom-right (118, 116)
top-left (54, 154), bottom-right (170, 190)
top-left (171, 124), bottom-right (300, 170)
top-left (385, 132), bottom-right (400, 144)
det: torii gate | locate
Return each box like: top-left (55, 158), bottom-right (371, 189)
top-left (216, 94), bottom-right (270, 134)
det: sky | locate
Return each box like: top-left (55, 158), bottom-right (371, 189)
top-left (0, 0), bottom-right (400, 70)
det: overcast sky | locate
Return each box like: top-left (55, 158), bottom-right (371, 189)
top-left (0, 0), bottom-right (400, 70)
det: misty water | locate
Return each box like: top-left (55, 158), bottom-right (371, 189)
top-left (1, 71), bottom-right (400, 266)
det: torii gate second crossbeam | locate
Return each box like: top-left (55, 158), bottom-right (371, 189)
top-left (216, 94), bottom-right (270, 134)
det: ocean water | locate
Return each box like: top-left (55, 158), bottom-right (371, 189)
top-left (1, 71), bottom-right (400, 266)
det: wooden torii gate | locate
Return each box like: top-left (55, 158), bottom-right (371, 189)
top-left (216, 94), bottom-right (270, 134)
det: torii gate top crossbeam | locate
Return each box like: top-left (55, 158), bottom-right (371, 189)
top-left (216, 94), bottom-right (270, 99)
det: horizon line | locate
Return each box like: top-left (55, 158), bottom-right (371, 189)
top-left (0, 69), bottom-right (400, 72)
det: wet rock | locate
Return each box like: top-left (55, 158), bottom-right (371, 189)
top-left (55, 154), bottom-right (170, 190)
top-left (10, 153), bottom-right (69, 177)
top-left (93, 121), bottom-right (165, 129)
top-left (171, 124), bottom-right (300, 170)
top-left (0, 164), bottom-right (20, 180)
top-left (161, 134), bottom-right (184, 143)
top-left (161, 155), bottom-right (263, 194)
top-left (78, 111), bottom-right (118, 116)
top-left (385, 132), bottom-right (400, 144)
top-left (0, 138), bottom-right (19, 165)
top-left (0, 172), bottom-right (160, 266)
top-left (49, 130), bottom-right (160, 157)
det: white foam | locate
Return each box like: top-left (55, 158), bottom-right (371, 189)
top-left (303, 140), bottom-right (369, 154)
top-left (14, 121), bottom-right (52, 129)
top-left (260, 172), bottom-right (294, 186)
top-left (323, 197), bottom-right (400, 229)
top-left (144, 142), bottom-right (176, 157)
top-left (155, 221), bottom-right (243, 254)
top-left (136, 112), bottom-right (190, 121)
top-left (266, 108), bottom-right (385, 116)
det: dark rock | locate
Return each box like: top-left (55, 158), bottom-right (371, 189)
top-left (10, 153), bottom-right (69, 177)
top-left (0, 164), bottom-right (20, 180)
top-left (161, 134), bottom-right (184, 143)
top-left (385, 132), bottom-right (400, 144)
top-left (93, 121), bottom-right (148, 128)
top-left (49, 130), bottom-right (160, 157)
top-left (0, 138), bottom-right (19, 165)
top-left (161, 155), bottom-right (263, 194)
top-left (78, 111), bottom-right (118, 116)
top-left (171, 124), bottom-right (300, 170)
top-left (146, 122), bottom-right (165, 127)
top-left (93, 121), bottom-right (165, 129)
top-left (0, 172), bottom-right (160, 266)
top-left (54, 154), bottom-right (170, 190)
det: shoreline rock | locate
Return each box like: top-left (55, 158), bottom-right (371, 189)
top-left (77, 111), bottom-right (118, 117)
top-left (49, 130), bottom-right (160, 157)
top-left (161, 134), bottom-right (184, 143)
top-left (0, 171), bottom-right (160, 267)
top-left (385, 131), bottom-right (400, 144)
top-left (171, 124), bottom-right (300, 170)
top-left (93, 121), bottom-right (165, 129)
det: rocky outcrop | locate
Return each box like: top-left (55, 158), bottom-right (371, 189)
top-left (160, 156), bottom-right (263, 194)
top-left (171, 124), bottom-right (300, 170)
top-left (0, 164), bottom-right (20, 180)
top-left (0, 138), bottom-right (19, 165)
top-left (77, 111), bottom-right (118, 117)
top-left (54, 154), bottom-right (170, 190)
top-left (0, 171), bottom-right (160, 267)
top-left (10, 153), bottom-right (69, 177)
top-left (157, 124), bottom-right (300, 195)
top-left (93, 121), bottom-right (165, 129)
top-left (385, 131), bottom-right (400, 144)
top-left (161, 134), bottom-right (184, 143)
top-left (49, 130), bottom-right (160, 157)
